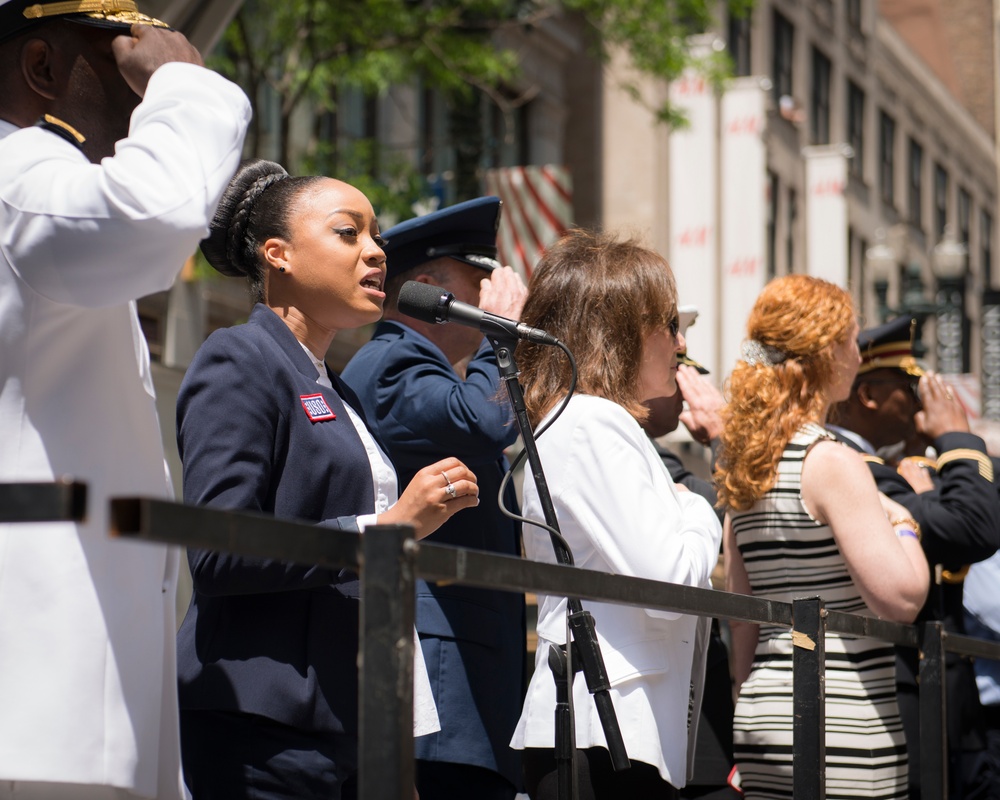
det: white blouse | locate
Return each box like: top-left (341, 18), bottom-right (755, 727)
top-left (511, 394), bottom-right (722, 787)
top-left (303, 344), bottom-right (440, 736)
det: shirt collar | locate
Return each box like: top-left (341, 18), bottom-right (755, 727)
top-left (0, 119), bottom-right (19, 140)
top-left (826, 424), bottom-right (877, 455)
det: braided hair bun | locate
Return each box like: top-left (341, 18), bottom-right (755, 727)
top-left (200, 159), bottom-right (289, 278)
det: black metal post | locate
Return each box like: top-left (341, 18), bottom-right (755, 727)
top-left (0, 480), bottom-right (87, 522)
top-left (359, 524), bottom-right (417, 800)
top-left (792, 596), bottom-right (826, 800)
top-left (919, 621), bottom-right (948, 800)
top-left (549, 637), bottom-right (578, 800)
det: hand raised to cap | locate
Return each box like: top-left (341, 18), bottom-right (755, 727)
top-left (677, 365), bottom-right (725, 445)
top-left (112, 24), bottom-right (203, 98)
top-left (478, 266), bottom-right (528, 322)
top-left (915, 371), bottom-right (969, 440)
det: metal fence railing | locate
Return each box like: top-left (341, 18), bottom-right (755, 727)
top-left (0, 479), bottom-right (86, 523)
top-left (107, 495), bottom-right (1000, 800)
top-left (5, 484), bottom-right (1000, 800)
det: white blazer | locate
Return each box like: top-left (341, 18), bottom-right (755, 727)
top-left (510, 394), bottom-right (722, 787)
top-left (0, 64), bottom-right (249, 797)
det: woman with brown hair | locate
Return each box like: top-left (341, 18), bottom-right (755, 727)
top-left (717, 274), bottom-right (929, 799)
top-left (509, 228), bottom-right (722, 799)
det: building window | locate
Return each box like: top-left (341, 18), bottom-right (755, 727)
top-left (983, 209), bottom-right (994, 287)
top-left (857, 235), bottom-right (868, 298)
top-left (767, 171), bottom-right (778, 278)
top-left (811, 48), bottom-right (831, 144)
top-left (484, 96), bottom-right (530, 169)
top-left (727, 12), bottom-right (752, 76)
top-left (958, 187), bottom-right (971, 248)
top-left (879, 111), bottom-right (895, 206)
top-left (787, 188), bottom-right (797, 272)
top-left (847, 81), bottom-right (865, 179)
top-left (846, 0), bottom-right (863, 33)
top-left (908, 138), bottom-right (923, 230)
top-left (933, 164), bottom-right (948, 241)
top-left (772, 11), bottom-right (794, 103)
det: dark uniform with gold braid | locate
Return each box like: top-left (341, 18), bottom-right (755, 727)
top-left (829, 317), bottom-right (1000, 799)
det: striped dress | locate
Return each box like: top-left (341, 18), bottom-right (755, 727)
top-left (731, 423), bottom-right (908, 799)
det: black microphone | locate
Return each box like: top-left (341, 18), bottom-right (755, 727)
top-left (397, 280), bottom-right (559, 346)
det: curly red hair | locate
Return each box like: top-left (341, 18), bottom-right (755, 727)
top-left (715, 275), bottom-right (856, 511)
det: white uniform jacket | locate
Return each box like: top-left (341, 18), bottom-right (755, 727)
top-left (510, 394), bottom-right (722, 787)
top-left (0, 64), bottom-right (249, 797)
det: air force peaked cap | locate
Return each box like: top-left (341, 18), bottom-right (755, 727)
top-left (0, 1), bottom-right (169, 44)
top-left (383, 196), bottom-right (502, 279)
top-left (857, 316), bottom-right (926, 377)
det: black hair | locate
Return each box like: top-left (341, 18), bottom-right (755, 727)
top-left (200, 159), bottom-right (323, 306)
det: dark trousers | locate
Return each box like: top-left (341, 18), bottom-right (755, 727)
top-left (522, 747), bottom-right (679, 800)
top-left (180, 709), bottom-right (357, 800)
top-left (415, 760), bottom-right (516, 800)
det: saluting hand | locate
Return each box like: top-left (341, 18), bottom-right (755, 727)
top-left (677, 365), bottom-right (725, 445)
top-left (478, 266), bottom-right (528, 321)
top-left (378, 457), bottom-right (479, 540)
top-left (112, 24), bottom-right (204, 98)
top-left (915, 371), bottom-right (969, 440)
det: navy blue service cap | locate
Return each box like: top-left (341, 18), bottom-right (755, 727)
top-left (383, 196), bottom-right (503, 279)
top-left (857, 316), bottom-right (926, 377)
top-left (0, 1), bottom-right (169, 44)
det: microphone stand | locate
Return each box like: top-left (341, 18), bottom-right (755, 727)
top-left (483, 327), bottom-right (630, 800)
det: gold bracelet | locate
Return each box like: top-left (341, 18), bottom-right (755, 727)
top-left (891, 517), bottom-right (922, 542)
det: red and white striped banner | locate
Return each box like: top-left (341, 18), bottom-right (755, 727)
top-left (483, 165), bottom-right (573, 280)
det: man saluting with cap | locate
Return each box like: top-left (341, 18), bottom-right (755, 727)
top-left (828, 315), bottom-right (1000, 800)
top-left (0, 2), bottom-right (249, 798)
top-left (342, 197), bottom-right (528, 800)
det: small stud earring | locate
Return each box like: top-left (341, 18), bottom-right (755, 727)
top-left (279, 267), bottom-right (286, 273)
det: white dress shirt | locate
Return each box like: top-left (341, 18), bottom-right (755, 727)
top-left (300, 344), bottom-right (440, 735)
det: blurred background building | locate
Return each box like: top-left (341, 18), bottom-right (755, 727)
top-left (137, 0), bottom-right (1000, 499)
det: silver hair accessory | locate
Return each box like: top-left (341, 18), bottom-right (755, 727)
top-left (741, 339), bottom-right (788, 367)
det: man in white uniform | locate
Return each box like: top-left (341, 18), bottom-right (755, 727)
top-left (0, 2), bottom-right (250, 797)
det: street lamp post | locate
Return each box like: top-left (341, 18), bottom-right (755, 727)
top-left (866, 225), bottom-right (968, 371)
top-left (932, 225), bottom-right (967, 375)
top-left (866, 228), bottom-right (897, 324)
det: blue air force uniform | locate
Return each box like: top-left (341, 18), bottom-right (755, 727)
top-left (341, 198), bottom-right (526, 795)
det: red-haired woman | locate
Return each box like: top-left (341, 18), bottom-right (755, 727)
top-left (717, 274), bottom-right (929, 798)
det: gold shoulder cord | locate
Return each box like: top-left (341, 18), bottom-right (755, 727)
top-left (940, 565), bottom-right (970, 584)
top-left (42, 114), bottom-right (85, 144)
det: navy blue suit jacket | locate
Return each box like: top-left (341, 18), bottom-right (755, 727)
top-left (342, 320), bottom-right (526, 787)
top-left (176, 304), bottom-right (377, 739)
